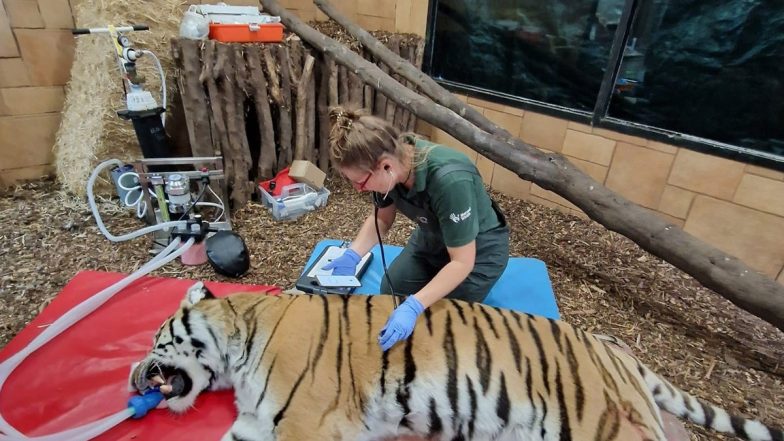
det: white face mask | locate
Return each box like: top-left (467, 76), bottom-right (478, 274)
top-left (382, 170), bottom-right (395, 199)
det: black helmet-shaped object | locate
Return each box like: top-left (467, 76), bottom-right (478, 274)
top-left (205, 231), bottom-right (250, 277)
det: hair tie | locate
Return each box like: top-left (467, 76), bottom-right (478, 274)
top-left (336, 111), bottom-right (353, 130)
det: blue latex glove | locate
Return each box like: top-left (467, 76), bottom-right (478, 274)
top-left (378, 296), bottom-right (424, 351)
top-left (322, 249), bottom-right (361, 276)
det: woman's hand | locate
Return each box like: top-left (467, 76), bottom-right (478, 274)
top-left (378, 296), bottom-right (424, 351)
top-left (322, 249), bottom-right (361, 276)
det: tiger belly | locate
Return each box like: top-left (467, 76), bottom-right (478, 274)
top-left (348, 298), bottom-right (667, 441)
top-left (356, 367), bottom-right (665, 441)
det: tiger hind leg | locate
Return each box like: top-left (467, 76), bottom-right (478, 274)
top-left (601, 338), bottom-right (689, 441)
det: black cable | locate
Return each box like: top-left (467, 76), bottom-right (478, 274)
top-left (374, 205), bottom-right (399, 307)
top-left (177, 182), bottom-right (209, 220)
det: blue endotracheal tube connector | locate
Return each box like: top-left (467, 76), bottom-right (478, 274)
top-left (128, 389), bottom-right (165, 418)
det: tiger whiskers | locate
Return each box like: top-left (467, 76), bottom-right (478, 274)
top-left (153, 363), bottom-right (166, 379)
top-left (144, 362), bottom-right (167, 390)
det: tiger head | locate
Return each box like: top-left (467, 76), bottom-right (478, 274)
top-left (129, 282), bottom-right (230, 413)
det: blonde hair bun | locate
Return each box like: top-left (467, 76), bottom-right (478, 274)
top-left (328, 106), bottom-right (405, 170)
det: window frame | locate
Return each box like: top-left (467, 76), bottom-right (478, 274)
top-left (422, 0), bottom-right (784, 171)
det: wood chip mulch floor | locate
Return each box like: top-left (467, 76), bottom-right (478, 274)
top-left (0, 177), bottom-right (781, 440)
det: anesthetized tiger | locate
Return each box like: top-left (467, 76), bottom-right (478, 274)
top-left (130, 282), bottom-right (783, 441)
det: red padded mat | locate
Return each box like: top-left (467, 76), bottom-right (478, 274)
top-left (0, 271), bottom-right (280, 440)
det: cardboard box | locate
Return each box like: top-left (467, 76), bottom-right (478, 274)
top-left (289, 160), bottom-right (326, 190)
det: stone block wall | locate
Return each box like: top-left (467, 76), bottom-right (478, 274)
top-left (428, 96), bottom-right (784, 283)
top-left (0, 0), bottom-right (74, 185)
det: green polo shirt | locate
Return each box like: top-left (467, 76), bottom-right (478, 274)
top-left (376, 138), bottom-right (501, 247)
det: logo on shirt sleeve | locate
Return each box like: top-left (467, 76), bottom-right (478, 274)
top-left (449, 207), bottom-right (472, 223)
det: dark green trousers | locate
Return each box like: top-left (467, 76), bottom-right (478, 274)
top-left (379, 225), bottom-right (509, 303)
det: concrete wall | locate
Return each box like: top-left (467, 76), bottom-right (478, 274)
top-left (1, 0), bottom-right (782, 284)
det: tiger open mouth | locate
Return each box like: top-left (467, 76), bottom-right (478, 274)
top-left (143, 362), bottom-right (193, 399)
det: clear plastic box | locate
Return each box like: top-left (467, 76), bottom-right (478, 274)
top-left (258, 182), bottom-right (330, 221)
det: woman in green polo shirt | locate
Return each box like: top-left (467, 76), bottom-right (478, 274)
top-left (323, 107), bottom-right (509, 351)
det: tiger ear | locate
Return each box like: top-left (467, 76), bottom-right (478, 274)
top-left (183, 282), bottom-right (216, 307)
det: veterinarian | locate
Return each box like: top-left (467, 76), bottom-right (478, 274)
top-left (323, 106), bottom-right (509, 351)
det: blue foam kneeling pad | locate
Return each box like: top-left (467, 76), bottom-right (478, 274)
top-left (302, 239), bottom-right (560, 320)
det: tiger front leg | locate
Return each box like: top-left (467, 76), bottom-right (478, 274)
top-left (220, 412), bottom-right (276, 441)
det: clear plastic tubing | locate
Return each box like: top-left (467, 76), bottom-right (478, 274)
top-left (0, 159), bottom-right (197, 440)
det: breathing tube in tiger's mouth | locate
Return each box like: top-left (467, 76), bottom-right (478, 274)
top-left (139, 361), bottom-right (193, 399)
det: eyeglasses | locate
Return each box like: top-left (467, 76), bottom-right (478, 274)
top-left (351, 171), bottom-right (373, 191)
top-left (354, 171), bottom-right (373, 191)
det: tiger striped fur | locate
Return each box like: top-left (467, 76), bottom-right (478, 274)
top-left (129, 282), bottom-right (783, 441)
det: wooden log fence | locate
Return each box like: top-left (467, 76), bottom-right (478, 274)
top-left (171, 30), bottom-right (423, 206)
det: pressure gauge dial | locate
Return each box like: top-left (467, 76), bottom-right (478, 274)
top-left (118, 34), bottom-right (131, 47)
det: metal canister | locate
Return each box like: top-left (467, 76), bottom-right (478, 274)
top-left (165, 174), bottom-right (191, 213)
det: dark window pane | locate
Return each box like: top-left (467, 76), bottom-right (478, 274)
top-left (430, 0), bottom-right (621, 111)
top-left (608, 0), bottom-right (784, 157)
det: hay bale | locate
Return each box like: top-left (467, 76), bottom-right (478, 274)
top-left (55, 0), bottom-right (198, 195)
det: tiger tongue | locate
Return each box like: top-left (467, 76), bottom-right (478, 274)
top-left (167, 374), bottom-right (186, 396)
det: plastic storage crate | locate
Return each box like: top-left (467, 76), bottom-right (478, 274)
top-left (188, 3), bottom-right (284, 43)
top-left (208, 22), bottom-right (283, 43)
top-left (258, 182), bottom-right (330, 221)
